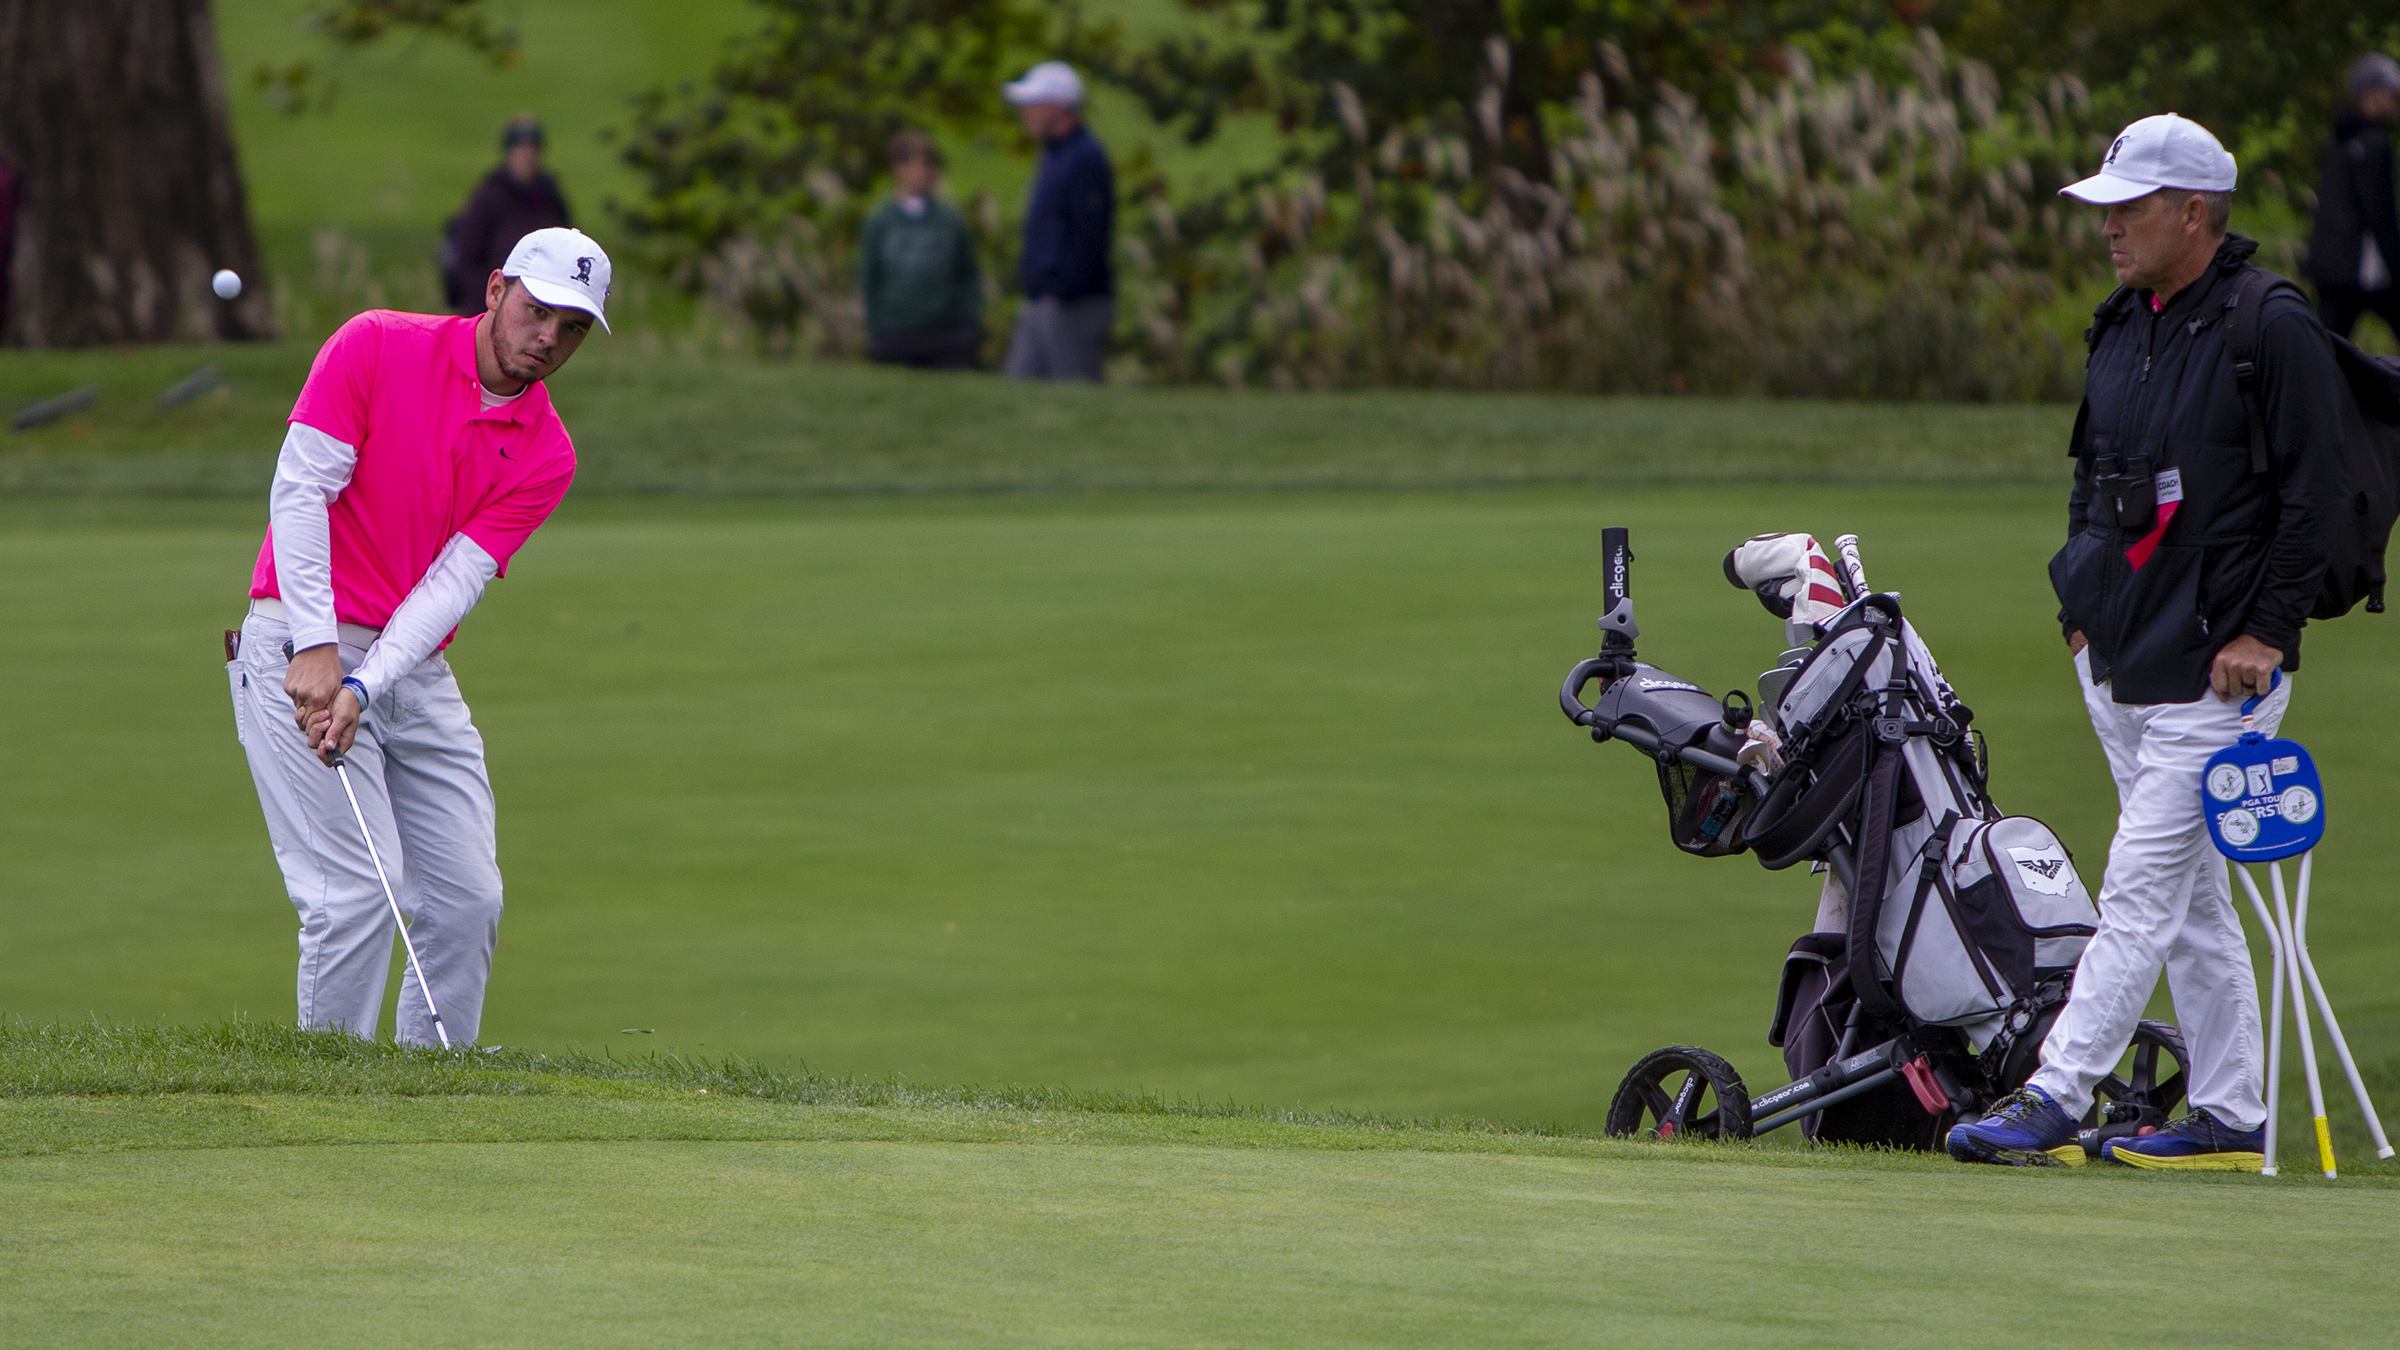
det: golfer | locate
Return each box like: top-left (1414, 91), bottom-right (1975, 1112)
top-left (227, 227), bottom-right (608, 1047)
top-left (1947, 116), bottom-right (2344, 1168)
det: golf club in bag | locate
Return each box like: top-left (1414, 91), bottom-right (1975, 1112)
top-left (331, 753), bottom-right (452, 1051)
top-left (2204, 674), bottom-right (2393, 1178)
top-left (1559, 529), bottom-right (2190, 1153)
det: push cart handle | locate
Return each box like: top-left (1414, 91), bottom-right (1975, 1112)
top-left (1560, 657), bottom-right (1614, 726)
top-left (1561, 659), bottom-right (1772, 796)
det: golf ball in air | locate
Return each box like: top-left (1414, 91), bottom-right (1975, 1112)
top-left (212, 269), bottom-right (242, 300)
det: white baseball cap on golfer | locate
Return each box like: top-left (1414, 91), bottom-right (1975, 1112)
top-left (2060, 114), bottom-right (2237, 205)
top-left (1003, 61), bottom-right (1085, 107)
top-left (503, 227), bottom-right (612, 333)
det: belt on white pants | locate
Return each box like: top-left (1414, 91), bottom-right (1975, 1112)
top-left (247, 597), bottom-right (383, 649)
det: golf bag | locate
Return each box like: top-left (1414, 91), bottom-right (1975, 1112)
top-left (1563, 531), bottom-right (2184, 1153)
top-left (1745, 590), bottom-right (2095, 1144)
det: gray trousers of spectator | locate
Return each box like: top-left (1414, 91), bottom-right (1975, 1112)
top-left (1003, 296), bottom-right (1114, 381)
top-left (229, 609), bottom-right (504, 1047)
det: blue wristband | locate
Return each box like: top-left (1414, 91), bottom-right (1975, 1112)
top-left (341, 676), bottom-right (369, 711)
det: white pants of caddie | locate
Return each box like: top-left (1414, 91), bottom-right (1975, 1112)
top-left (2028, 647), bottom-right (2290, 1129)
top-left (228, 608), bottom-right (503, 1046)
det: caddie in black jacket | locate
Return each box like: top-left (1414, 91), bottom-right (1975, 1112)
top-left (1951, 113), bottom-right (2337, 1171)
top-left (2053, 233), bottom-right (2347, 705)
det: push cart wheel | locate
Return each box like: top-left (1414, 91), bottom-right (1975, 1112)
top-left (1607, 1046), bottom-right (1753, 1142)
top-left (2087, 1019), bottom-right (2190, 1129)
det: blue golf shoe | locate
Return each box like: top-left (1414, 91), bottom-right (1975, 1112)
top-left (2100, 1108), bottom-right (2266, 1171)
top-left (1944, 1086), bottom-right (2082, 1166)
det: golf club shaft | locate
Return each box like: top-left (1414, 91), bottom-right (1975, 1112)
top-left (2234, 863), bottom-right (2285, 1175)
top-left (2270, 863), bottom-right (2334, 1178)
top-left (334, 759), bottom-right (452, 1051)
top-left (2289, 854), bottom-right (2395, 1158)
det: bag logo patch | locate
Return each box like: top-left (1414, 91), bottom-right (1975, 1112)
top-left (2007, 846), bottom-right (2074, 896)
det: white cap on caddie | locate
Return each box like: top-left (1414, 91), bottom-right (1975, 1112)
top-left (1003, 61), bottom-right (1084, 108)
top-left (502, 227), bottom-right (612, 333)
top-left (2061, 113), bottom-right (2237, 205)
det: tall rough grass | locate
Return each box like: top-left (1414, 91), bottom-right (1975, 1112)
top-left (1120, 34), bottom-right (2107, 398)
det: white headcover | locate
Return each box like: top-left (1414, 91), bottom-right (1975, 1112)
top-left (1727, 533), bottom-right (1849, 647)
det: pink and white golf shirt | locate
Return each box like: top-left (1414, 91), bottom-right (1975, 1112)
top-left (249, 310), bottom-right (576, 627)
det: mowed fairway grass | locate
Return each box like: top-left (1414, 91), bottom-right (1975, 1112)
top-left (8, 373), bottom-right (2400, 1343)
top-left (6, 1026), bottom-right (2399, 1347)
top-left (12, 475), bottom-right (2400, 1118)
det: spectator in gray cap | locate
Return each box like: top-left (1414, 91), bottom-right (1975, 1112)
top-left (2306, 54), bottom-right (2400, 339)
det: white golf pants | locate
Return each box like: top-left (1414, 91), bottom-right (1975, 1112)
top-left (2029, 648), bottom-right (2290, 1129)
top-left (229, 609), bottom-right (503, 1047)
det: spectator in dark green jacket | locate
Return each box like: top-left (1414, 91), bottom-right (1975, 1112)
top-left (862, 131), bottom-right (985, 370)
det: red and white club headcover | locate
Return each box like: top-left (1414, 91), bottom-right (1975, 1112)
top-left (1724, 533), bottom-right (1849, 646)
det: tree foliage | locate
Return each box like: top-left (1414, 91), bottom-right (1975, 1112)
top-left (252, 0), bottom-right (521, 115)
top-left (1102, 0), bottom-right (1937, 185)
top-left (614, 0), bottom-right (1085, 263)
top-left (603, 0), bottom-right (2388, 393)
top-left (1947, 1), bottom-right (2400, 192)
top-left (1109, 31), bottom-right (2107, 397)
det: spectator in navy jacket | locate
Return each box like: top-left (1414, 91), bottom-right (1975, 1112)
top-left (1000, 62), bottom-right (1115, 381)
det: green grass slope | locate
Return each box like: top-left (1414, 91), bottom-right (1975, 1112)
top-left (4, 1026), bottom-right (2398, 1348)
top-left (0, 340), bottom-right (2074, 496)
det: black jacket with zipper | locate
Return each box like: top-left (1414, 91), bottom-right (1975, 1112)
top-left (2050, 235), bottom-right (2346, 705)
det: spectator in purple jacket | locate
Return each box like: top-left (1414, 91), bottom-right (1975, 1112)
top-left (442, 116), bottom-right (573, 314)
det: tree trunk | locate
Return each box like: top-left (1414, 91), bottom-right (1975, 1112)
top-left (0, 0), bottom-right (276, 346)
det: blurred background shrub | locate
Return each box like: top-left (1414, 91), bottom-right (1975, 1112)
top-left (619, 8), bottom-right (2114, 397)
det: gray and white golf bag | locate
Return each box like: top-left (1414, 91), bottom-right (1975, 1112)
top-left (1748, 591), bottom-right (2098, 1036)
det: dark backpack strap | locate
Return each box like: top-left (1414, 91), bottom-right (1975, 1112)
top-left (2072, 286), bottom-right (2137, 458)
top-left (2223, 268), bottom-right (2309, 476)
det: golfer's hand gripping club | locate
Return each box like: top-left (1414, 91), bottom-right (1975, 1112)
top-left (287, 643), bottom-right (362, 765)
top-left (330, 755), bottom-right (452, 1051)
